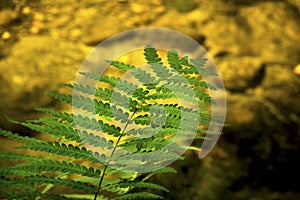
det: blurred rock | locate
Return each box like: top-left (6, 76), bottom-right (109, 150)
top-left (0, 36), bottom-right (87, 133)
top-left (288, 0), bottom-right (300, 10)
top-left (130, 3), bottom-right (147, 14)
top-left (155, 143), bottom-right (243, 200)
top-left (151, 11), bottom-right (205, 43)
top-left (223, 63), bottom-right (300, 196)
top-left (225, 94), bottom-right (263, 135)
top-left (258, 64), bottom-right (300, 113)
top-left (2, 31), bottom-right (11, 40)
top-left (201, 14), bottom-right (250, 56)
top-left (82, 14), bottom-right (125, 45)
top-left (0, 9), bottom-right (17, 26)
top-left (239, 1), bottom-right (300, 64)
top-left (293, 64), bottom-right (300, 76)
top-left (162, 0), bottom-right (197, 12)
top-left (217, 57), bottom-right (264, 91)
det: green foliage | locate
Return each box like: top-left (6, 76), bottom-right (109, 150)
top-left (0, 46), bottom-right (217, 199)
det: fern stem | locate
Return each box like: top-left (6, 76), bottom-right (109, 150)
top-left (94, 110), bottom-right (137, 200)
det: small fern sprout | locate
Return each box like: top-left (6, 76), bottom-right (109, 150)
top-left (0, 42), bottom-right (225, 199)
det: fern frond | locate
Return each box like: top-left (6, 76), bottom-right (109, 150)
top-left (188, 76), bottom-right (217, 90)
top-left (167, 49), bottom-right (182, 70)
top-left (79, 129), bottom-right (114, 149)
top-left (12, 120), bottom-right (80, 142)
top-left (115, 149), bottom-right (183, 164)
top-left (166, 83), bottom-right (197, 100)
top-left (73, 114), bottom-right (101, 131)
top-left (99, 75), bottom-right (121, 86)
top-left (36, 107), bottom-right (74, 124)
top-left (106, 60), bottom-right (135, 71)
top-left (104, 181), bottom-right (168, 192)
top-left (111, 106), bottom-right (131, 124)
top-left (132, 114), bottom-right (151, 125)
top-left (79, 72), bottom-right (127, 88)
top-left (145, 92), bottom-right (176, 101)
top-left (49, 92), bottom-right (118, 120)
top-left (73, 114), bottom-right (122, 138)
top-left (125, 127), bottom-right (161, 137)
top-left (0, 45), bottom-right (219, 199)
top-left (120, 136), bottom-right (176, 152)
top-left (131, 67), bottom-right (157, 86)
top-left (0, 128), bottom-right (42, 144)
top-left (65, 83), bottom-right (113, 100)
top-left (178, 56), bottom-right (200, 75)
top-left (144, 45), bottom-right (163, 65)
top-left (63, 194), bottom-right (104, 199)
top-left (132, 113), bottom-right (196, 131)
top-left (146, 88), bottom-right (201, 106)
top-left (79, 71), bottom-right (99, 81)
top-left (9, 190), bottom-right (68, 200)
top-left (150, 63), bottom-right (172, 81)
top-left (99, 120), bottom-right (122, 137)
top-left (17, 141), bottom-right (105, 164)
top-left (0, 165), bottom-right (40, 176)
top-left (26, 117), bottom-right (69, 127)
top-left (0, 152), bottom-right (44, 163)
top-left (114, 79), bottom-right (139, 95)
top-left (190, 58), bottom-right (218, 76)
top-left (112, 90), bottom-right (131, 108)
top-left (0, 181), bottom-right (37, 199)
top-left (72, 95), bottom-right (97, 112)
top-left (111, 192), bottom-right (163, 200)
top-left (0, 160), bottom-right (100, 177)
top-left (132, 87), bottom-right (150, 101)
top-left (64, 83), bottom-right (95, 95)
top-left (5, 176), bottom-right (96, 193)
top-left (49, 92), bottom-right (72, 105)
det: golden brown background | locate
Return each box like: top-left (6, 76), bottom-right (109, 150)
top-left (0, 0), bottom-right (300, 199)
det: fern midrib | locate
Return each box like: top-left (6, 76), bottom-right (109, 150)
top-left (94, 110), bottom-right (137, 200)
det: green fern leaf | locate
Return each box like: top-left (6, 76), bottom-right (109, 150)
top-left (2, 176), bottom-right (95, 194)
top-left (65, 83), bottom-right (113, 100)
top-left (150, 63), bottom-right (172, 81)
top-left (106, 60), bottom-right (135, 71)
top-left (167, 49), bottom-right (182, 70)
top-left (1, 160), bottom-right (100, 177)
top-left (10, 191), bottom-right (68, 200)
top-left (0, 181), bottom-right (64, 200)
top-left (12, 121), bottom-right (80, 142)
top-left (0, 45), bottom-right (219, 199)
top-left (131, 67), bottom-right (157, 85)
top-left (0, 152), bottom-right (44, 163)
top-left (105, 181), bottom-right (168, 192)
top-left (133, 114), bottom-right (150, 125)
top-left (49, 92), bottom-right (72, 104)
top-left (99, 75), bottom-right (120, 86)
top-left (114, 79), bottom-right (139, 95)
top-left (144, 45), bottom-right (163, 65)
top-left (111, 192), bottom-right (163, 200)
top-left (36, 108), bottom-right (74, 124)
top-left (189, 58), bottom-right (218, 76)
top-left (79, 71), bottom-right (99, 81)
top-left (79, 129), bottom-right (114, 149)
top-left (73, 114), bottom-right (101, 131)
top-left (0, 128), bottom-right (42, 144)
top-left (17, 141), bottom-right (105, 164)
top-left (112, 90), bottom-right (131, 108)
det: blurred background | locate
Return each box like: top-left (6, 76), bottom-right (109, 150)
top-left (0, 0), bottom-right (299, 199)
